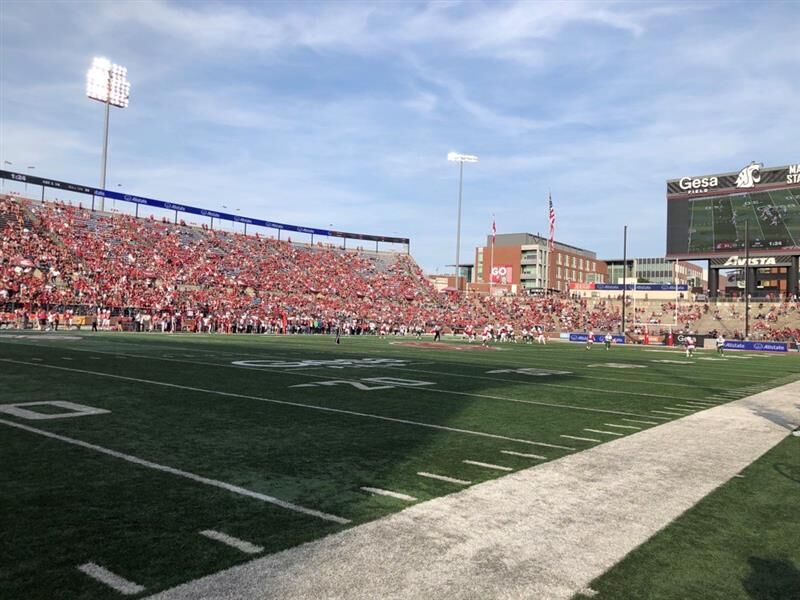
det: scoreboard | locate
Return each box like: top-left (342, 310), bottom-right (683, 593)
top-left (666, 162), bottom-right (800, 259)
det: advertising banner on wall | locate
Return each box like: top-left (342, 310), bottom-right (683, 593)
top-left (569, 283), bottom-right (688, 292)
top-left (491, 265), bottom-right (513, 284)
top-left (569, 333), bottom-right (625, 344)
top-left (723, 340), bottom-right (788, 353)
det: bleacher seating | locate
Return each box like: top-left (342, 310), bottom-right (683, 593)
top-left (3, 195), bottom-right (800, 341)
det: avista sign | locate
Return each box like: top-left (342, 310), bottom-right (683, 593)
top-left (722, 256), bottom-right (777, 267)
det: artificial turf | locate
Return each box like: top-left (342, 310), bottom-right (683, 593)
top-left (1, 331), bottom-right (798, 599)
top-left (575, 435), bottom-right (800, 600)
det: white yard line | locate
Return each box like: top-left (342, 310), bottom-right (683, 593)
top-left (0, 359), bottom-right (566, 450)
top-left (78, 563), bottom-right (145, 595)
top-left (361, 487), bottom-right (417, 502)
top-left (621, 418), bottom-right (659, 425)
top-left (560, 435), bottom-right (601, 443)
top-left (501, 450), bottom-right (546, 460)
top-left (663, 407), bottom-right (693, 413)
top-left (147, 380), bottom-right (800, 600)
top-left (584, 429), bottom-right (624, 437)
top-left (651, 410), bottom-right (686, 416)
top-left (385, 364), bottom-right (685, 401)
top-left (463, 460), bottom-right (513, 472)
top-left (417, 472), bottom-right (471, 485)
top-left (1, 341), bottom-right (741, 420)
top-left (603, 424), bottom-right (640, 430)
top-left (199, 530), bottom-right (264, 554)
top-left (0, 418), bottom-right (349, 525)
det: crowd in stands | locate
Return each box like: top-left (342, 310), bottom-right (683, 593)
top-left (3, 195), bottom-right (800, 342)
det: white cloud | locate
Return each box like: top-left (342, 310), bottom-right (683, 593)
top-left (2, 0), bottom-right (798, 273)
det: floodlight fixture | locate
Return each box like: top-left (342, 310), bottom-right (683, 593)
top-left (448, 151), bottom-right (479, 292)
top-left (447, 152), bottom-right (479, 163)
top-left (87, 57), bottom-right (130, 211)
top-left (87, 57), bottom-right (130, 108)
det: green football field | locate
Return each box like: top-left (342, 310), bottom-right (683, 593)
top-left (1, 332), bottom-right (798, 599)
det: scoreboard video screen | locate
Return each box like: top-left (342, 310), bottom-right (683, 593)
top-left (666, 162), bottom-right (800, 258)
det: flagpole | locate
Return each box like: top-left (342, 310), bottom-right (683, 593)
top-left (545, 238), bottom-right (550, 295)
top-left (489, 215), bottom-right (495, 295)
top-left (547, 192), bottom-right (554, 297)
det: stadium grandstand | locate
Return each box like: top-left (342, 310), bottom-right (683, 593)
top-left (4, 193), bottom-right (800, 343)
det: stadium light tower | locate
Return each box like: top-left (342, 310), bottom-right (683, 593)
top-left (447, 151), bottom-right (478, 291)
top-left (87, 57), bottom-right (130, 212)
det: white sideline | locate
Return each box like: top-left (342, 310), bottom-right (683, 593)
top-left (78, 562), bottom-right (145, 595)
top-left (501, 450), bottom-right (545, 459)
top-left (462, 460), bottom-right (512, 472)
top-left (199, 530), bottom-right (263, 554)
top-left (147, 380), bottom-right (800, 600)
top-left (417, 472), bottom-right (471, 485)
top-left (360, 487), bottom-right (417, 502)
top-left (0, 418), bottom-right (350, 525)
top-left (0, 359), bottom-right (564, 449)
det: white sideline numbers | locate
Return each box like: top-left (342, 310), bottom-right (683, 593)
top-left (0, 401), bottom-right (110, 420)
top-left (290, 377), bottom-right (434, 391)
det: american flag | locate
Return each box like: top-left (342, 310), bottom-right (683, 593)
top-left (491, 215), bottom-right (496, 245)
top-left (548, 193), bottom-right (556, 250)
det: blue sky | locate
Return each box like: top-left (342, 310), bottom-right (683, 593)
top-left (1, 0), bottom-right (798, 272)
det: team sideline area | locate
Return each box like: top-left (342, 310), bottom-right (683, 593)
top-left (1, 331), bottom-right (798, 599)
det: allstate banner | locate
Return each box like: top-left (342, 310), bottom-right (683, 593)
top-left (570, 283), bottom-right (689, 291)
top-left (569, 333), bottom-right (625, 344)
top-left (723, 340), bottom-right (788, 353)
top-left (593, 283), bottom-right (689, 292)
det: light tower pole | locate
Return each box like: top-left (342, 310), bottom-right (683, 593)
top-left (447, 151), bottom-right (478, 291)
top-left (86, 57), bottom-right (130, 211)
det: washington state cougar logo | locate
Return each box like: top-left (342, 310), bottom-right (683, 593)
top-left (735, 162), bottom-right (762, 188)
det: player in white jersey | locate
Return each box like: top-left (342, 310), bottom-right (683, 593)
top-left (715, 334), bottom-right (725, 355)
top-left (604, 332), bottom-right (613, 350)
top-left (537, 327), bottom-right (547, 345)
top-left (685, 335), bottom-right (696, 358)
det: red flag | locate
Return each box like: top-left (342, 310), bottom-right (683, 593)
top-left (548, 193), bottom-right (556, 250)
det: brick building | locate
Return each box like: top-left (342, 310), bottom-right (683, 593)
top-left (474, 233), bottom-right (607, 293)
